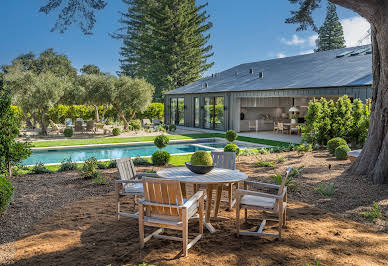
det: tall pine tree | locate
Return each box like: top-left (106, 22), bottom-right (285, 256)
top-left (315, 3), bottom-right (345, 52)
top-left (115, 0), bottom-right (214, 102)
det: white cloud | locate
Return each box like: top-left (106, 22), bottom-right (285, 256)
top-left (276, 53), bottom-right (286, 58)
top-left (308, 35), bottom-right (318, 46)
top-left (340, 16), bottom-right (371, 46)
top-left (281, 34), bottom-right (305, 46)
top-left (299, 49), bottom-right (314, 55)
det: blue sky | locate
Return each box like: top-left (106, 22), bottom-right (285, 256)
top-left (0, 1), bottom-right (370, 76)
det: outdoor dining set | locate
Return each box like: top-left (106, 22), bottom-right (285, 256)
top-left (49, 118), bottom-right (106, 134)
top-left (114, 153), bottom-right (291, 256)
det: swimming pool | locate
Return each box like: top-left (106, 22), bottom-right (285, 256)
top-left (24, 140), bottom-right (258, 165)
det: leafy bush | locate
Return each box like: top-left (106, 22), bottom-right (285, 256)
top-left (133, 156), bottom-right (151, 166)
top-left (168, 124), bottom-right (176, 132)
top-left (300, 96), bottom-right (371, 146)
top-left (64, 128), bottom-right (73, 138)
top-left (112, 128), bottom-right (121, 136)
top-left (154, 135), bottom-right (169, 149)
top-left (238, 148), bottom-right (260, 156)
top-left (97, 162), bottom-right (108, 169)
top-left (361, 202), bottom-right (383, 222)
top-left (30, 162), bottom-right (53, 174)
top-left (224, 143), bottom-right (240, 155)
top-left (295, 144), bottom-right (312, 153)
top-left (259, 148), bottom-right (271, 154)
top-left (225, 130), bottom-right (237, 142)
top-left (190, 151), bottom-right (213, 166)
top-left (335, 145), bottom-right (351, 160)
top-left (290, 166), bottom-right (304, 178)
top-left (92, 172), bottom-right (107, 185)
top-left (58, 157), bottom-right (78, 172)
top-left (315, 183), bottom-right (335, 196)
top-left (139, 103), bottom-right (164, 120)
top-left (81, 157), bottom-right (99, 179)
top-left (151, 150), bottom-right (171, 166)
top-left (129, 120), bottom-right (142, 130)
top-left (107, 160), bottom-right (117, 169)
top-left (0, 176), bottom-right (14, 214)
top-left (256, 160), bottom-right (275, 167)
top-left (327, 137), bottom-right (347, 155)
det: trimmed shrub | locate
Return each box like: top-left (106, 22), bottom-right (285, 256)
top-left (224, 143), bottom-right (240, 155)
top-left (295, 144), bottom-right (313, 153)
top-left (30, 162), bottom-right (52, 174)
top-left (129, 120), bottom-right (142, 130)
top-left (133, 156), bottom-right (151, 166)
top-left (151, 150), bottom-right (171, 166)
top-left (225, 130), bottom-right (238, 143)
top-left (335, 145), bottom-right (351, 160)
top-left (64, 128), bottom-right (73, 138)
top-left (112, 128), bottom-right (121, 136)
top-left (190, 151), bottom-right (213, 166)
top-left (81, 157), bottom-right (99, 179)
top-left (0, 176), bottom-right (14, 214)
top-left (107, 160), bottom-right (117, 169)
top-left (327, 137), bottom-right (347, 155)
top-left (154, 135), bottom-right (169, 149)
top-left (169, 124), bottom-right (176, 132)
top-left (58, 157), bottom-right (78, 172)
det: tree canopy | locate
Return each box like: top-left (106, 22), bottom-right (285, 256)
top-left (315, 3), bottom-right (346, 52)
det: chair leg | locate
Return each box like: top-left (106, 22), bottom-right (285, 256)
top-left (236, 201), bottom-right (240, 237)
top-left (278, 208), bottom-right (283, 240)
top-left (227, 183), bottom-right (233, 211)
top-left (182, 208), bottom-right (188, 257)
top-left (199, 197), bottom-right (204, 235)
top-left (244, 208), bottom-right (248, 223)
top-left (115, 183), bottom-right (120, 221)
top-left (139, 204), bottom-right (144, 249)
top-left (283, 208), bottom-right (287, 228)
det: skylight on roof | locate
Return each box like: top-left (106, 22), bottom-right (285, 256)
top-left (351, 47), bottom-right (370, 56)
top-left (336, 50), bottom-right (354, 58)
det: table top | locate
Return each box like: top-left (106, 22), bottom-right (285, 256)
top-left (156, 167), bottom-right (248, 184)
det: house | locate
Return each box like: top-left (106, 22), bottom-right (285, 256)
top-left (164, 45), bottom-right (372, 132)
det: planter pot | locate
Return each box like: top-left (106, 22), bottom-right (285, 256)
top-left (185, 162), bottom-right (214, 174)
top-left (291, 118), bottom-right (297, 124)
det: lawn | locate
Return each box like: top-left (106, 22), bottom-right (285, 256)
top-left (30, 133), bottom-right (292, 148)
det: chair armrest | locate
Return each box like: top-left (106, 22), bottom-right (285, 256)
top-left (236, 189), bottom-right (282, 199)
top-left (182, 191), bottom-right (204, 209)
top-left (137, 172), bottom-right (159, 178)
top-left (115, 179), bottom-right (142, 184)
top-left (245, 180), bottom-right (280, 189)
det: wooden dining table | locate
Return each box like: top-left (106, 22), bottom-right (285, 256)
top-left (156, 167), bottom-right (248, 233)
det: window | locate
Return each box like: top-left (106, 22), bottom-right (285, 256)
top-left (170, 97), bottom-right (185, 125)
top-left (194, 97), bottom-right (200, 127)
top-left (203, 96), bottom-right (224, 130)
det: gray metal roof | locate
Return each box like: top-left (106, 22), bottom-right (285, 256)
top-left (166, 45), bottom-right (372, 95)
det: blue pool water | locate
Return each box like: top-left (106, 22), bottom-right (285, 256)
top-left (24, 141), bottom-right (226, 165)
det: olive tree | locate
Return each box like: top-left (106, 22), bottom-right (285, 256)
top-left (112, 76), bottom-right (154, 130)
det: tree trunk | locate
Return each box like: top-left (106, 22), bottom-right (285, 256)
top-left (349, 22), bottom-right (388, 184)
top-left (113, 105), bottom-right (129, 131)
top-left (40, 113), bottom-right (48, 136)
top-left (101, 106), bottom-right (107, 122)
top-left (94, 105), bottom-right (99, 122)
top-left (129, 110), bottom-right (136, 121)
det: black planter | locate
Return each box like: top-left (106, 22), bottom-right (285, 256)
top-left (185, 162), bottom-right (214, 174)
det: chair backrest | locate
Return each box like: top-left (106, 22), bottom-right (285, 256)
top-left (278, 122), bottom-right (284, 129)
top-left (211, 151), bottom-right (236, 170)
top-left (278, 167), bottom-right (292, 195)
top-left (86, 120), bottom-right (94, 131)
top-left (75, 121), bottom-right (83, 131)
top-left (142, 177), bottom-right (184, 218)
top-left (49, 120), bottom-right (59, 131)
top-left (76, 118), bottom-right (84, 122)
top-left (116, 157), bottom-right (137, 182)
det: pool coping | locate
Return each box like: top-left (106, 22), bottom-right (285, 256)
top-left (26, 137), bottom-right (272, 166)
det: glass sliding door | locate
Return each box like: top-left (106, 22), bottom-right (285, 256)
top-left (170, 98), bottom-right (177, 125)
top-left (177, 98), bottom-right (185, 125)
top-left (194, 97), bottom-right (200, 127)
top-left (169, 97), bottom-right (185, 125)
top-left (215, 96), bottom-right (224, 130)
top-left (203, 96), bottom-right (225, 130)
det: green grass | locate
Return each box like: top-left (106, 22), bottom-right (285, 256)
top-left (30, 133), bottom-right (292, 148)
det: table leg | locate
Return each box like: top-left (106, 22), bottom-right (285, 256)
top-left (213, 185), bottom-right (223, 218)
top-left (205, 184), bottom-right (216, 233)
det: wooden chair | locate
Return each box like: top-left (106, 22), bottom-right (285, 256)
top-left (277, 122), bottom-right (284, 134)
top-left (74, 121), bottom-right (83, 133)
top-left (290, 124), bottom-right (299, 135)
top-left (236, 167), bottom-right (291, 239)
top-left (115, 157), bottom-right (158, 220)
top-left (49, 120), bottom-right (60, 134)
top-left (210, 151), bottom-right (237, 210)
top-left (273, 122), bottom-right (280, 134)
top-left (139, 177), bottom-right (204, 257)
top-left (86, 120), bottom-right (96, 134)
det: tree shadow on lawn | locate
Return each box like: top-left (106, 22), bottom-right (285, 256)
top-left (6, 193), bottom-right (388, 266)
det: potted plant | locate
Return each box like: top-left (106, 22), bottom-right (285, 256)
top-left (290, 114), bottom-right (298, 124)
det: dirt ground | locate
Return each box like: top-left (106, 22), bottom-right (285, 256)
top-left (1, 150), bottom-right (387, 265)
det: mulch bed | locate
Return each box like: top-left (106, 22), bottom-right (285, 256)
top-left (1, 150), bottom-right (387, 265)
